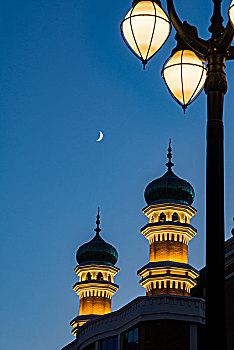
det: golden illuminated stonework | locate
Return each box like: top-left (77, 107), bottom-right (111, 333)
top-left (138, 141), bottom-right (199, 297)
top-left (70, 209), bottom-right (119, 336)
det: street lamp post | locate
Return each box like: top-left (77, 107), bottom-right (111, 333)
top-left (120, 0), bottom-right (234, 348)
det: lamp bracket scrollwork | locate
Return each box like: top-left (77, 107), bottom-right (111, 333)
top-left (166, 0), bottom-right (208, 56)
top-left (166, 0), bottom-right (234, 58)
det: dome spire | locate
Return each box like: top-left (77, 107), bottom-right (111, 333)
top-left (94, 208), bottom-right (101, 236)
top-left (76, 208), bottom-right (118, 266)
top-left (145, 140), bottom-right (195, 205)
top-left (166, 139), bottom-right (174, 171)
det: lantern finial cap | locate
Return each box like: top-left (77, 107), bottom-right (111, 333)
top-left (132, 0), bottom-right (162, 8)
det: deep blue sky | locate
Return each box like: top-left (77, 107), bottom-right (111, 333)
top-left (1, 1), bottom-right (233, 349)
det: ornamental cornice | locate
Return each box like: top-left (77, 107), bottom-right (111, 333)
top-left (74, 264), bottom-right (120, 275)
top-left (141, 222), bottom-right (197, 243)
top-left (137, 261), bottom-right (199, 276)
top-left (142, 202), bottom-right (197, 217)
top-left (73, 280), bottom-right (119, 293)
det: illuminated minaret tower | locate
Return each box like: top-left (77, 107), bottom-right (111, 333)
top-left (70, 209), bottom-right (119, 336)
top-left (138, 141), bottom-right (199, 296)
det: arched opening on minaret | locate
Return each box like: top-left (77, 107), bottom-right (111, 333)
top-left (108, 274), bottom-right (111, 282)
top-left (86, 272), bottom-right (91, 280)
top-left (159, 212), bottom-right (166, 222)
top-left (172, 212), bottom-right (180, 222)
top-left (97, 272), bottom-right (104, 280)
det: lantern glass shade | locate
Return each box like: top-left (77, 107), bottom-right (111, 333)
top-left (121, 1), bottom-right (170, 66)
top-left (229, 0), bottom-right (234, 26)
top-left (162, 50), bottom-right (207, 110)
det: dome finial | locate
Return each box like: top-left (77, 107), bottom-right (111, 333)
top-left (166, 139), bottom-right (174, 171)
top-left (94, 208), bottom-right (101, 236)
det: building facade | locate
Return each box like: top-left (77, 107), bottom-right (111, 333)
top-left (63, 295), bottom-right (205, 350)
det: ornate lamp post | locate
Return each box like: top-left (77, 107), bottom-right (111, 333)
top-left (121, 0), bottom-right (234, 348)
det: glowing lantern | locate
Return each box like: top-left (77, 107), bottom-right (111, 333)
top-left (121, 1), bottom-right (171, 68)
top-left (161, 50), bottom-right (207, 111)
top-left (228, 0), bottom-right (234, 27)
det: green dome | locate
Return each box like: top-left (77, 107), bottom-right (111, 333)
top-left (76, 234), bottom-right (118, 266)
top-left (76, 210), bottom-right (118, 266)
top-left (144, 141), bottom-right (195, 206)
top-left (144, 169), bottom-right (195, 205)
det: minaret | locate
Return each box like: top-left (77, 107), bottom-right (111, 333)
top-left (70, 209), bottom-right (119, 336)
top-left (138, 141), bottom-right (199, 296)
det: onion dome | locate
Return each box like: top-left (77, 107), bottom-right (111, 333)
top-left (76, 209), bottom-right (118, 266)
top-left (144, 140), bottom-right (195, 206)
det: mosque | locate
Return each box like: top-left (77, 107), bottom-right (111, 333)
top-left (61, 143), bottom-right (234, 350)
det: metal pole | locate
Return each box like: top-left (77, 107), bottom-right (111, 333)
top-left (204, 53), bottom-right (227, 349)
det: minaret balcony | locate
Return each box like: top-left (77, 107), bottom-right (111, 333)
top-left (138, 261), bottom-right (199, 296)
top-left (143, 277), bottom-right (196, 296)
top-left (138, 261), bottom-right (199, 279)
top-left (141, 221), bottom-right (197, 244)
top-left (73, 279), bottom-right (119, 299)
top-left (70, 315), bottom-right (98, 335)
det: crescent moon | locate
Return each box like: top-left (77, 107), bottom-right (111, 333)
top-left (96, 131), bottom-right (104, 142)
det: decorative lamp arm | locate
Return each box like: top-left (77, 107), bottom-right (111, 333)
top-left (166, 0), bottom-right (208, 56)
top-left (216, 20), bottom-right (234, 52)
